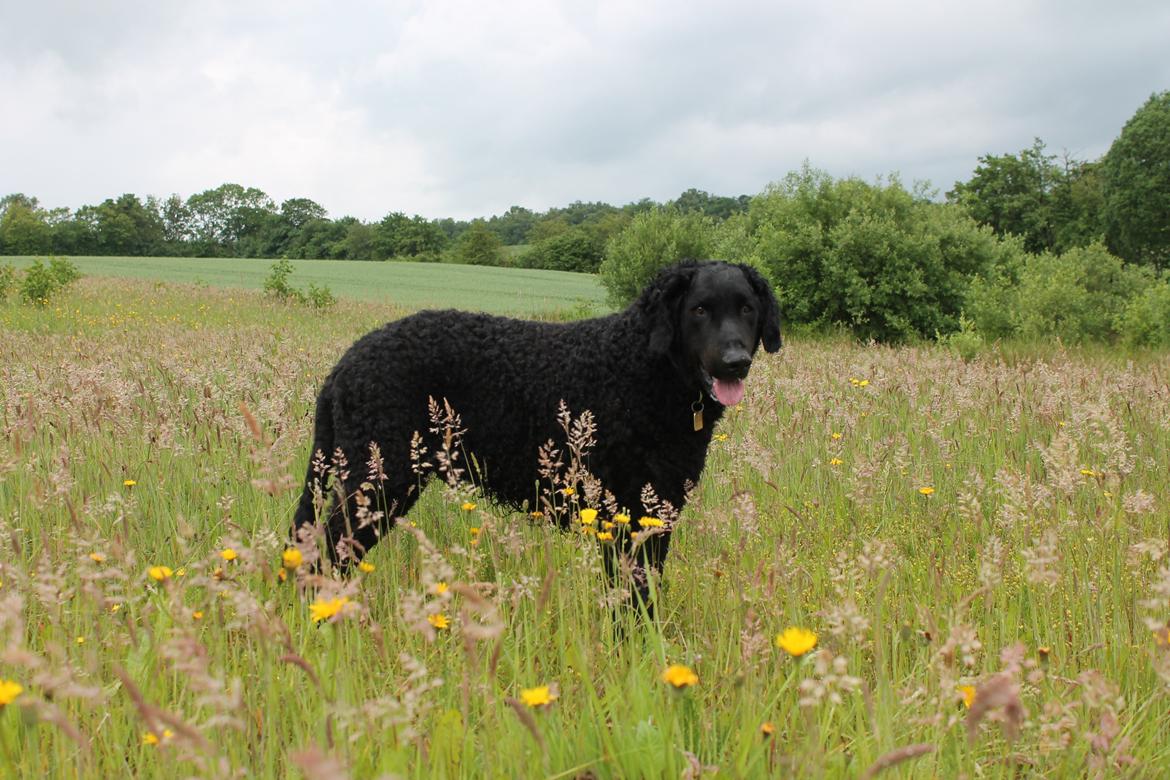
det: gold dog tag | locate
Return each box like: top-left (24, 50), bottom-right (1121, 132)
top-left (692, 397), bottom-right (704, 432)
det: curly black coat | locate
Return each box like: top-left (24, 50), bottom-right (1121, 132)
top-left (293, 260), bottom-right (781, 604)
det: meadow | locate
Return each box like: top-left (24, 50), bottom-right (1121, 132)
top-left (1, 255), bottom-right (604, 317)
top-left (1, 275), bottom-right (1169, 778)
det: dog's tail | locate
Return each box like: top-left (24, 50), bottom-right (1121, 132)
top-left (292, 387), bottom-right (335, 539)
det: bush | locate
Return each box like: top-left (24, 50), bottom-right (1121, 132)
top-left (970, 243), bottom-right (1152, 344)
top-left (938, 314), bottom-right (985, 361)
top-left (264, 259), bottom-right (335, 308)
top-left (1117, 277), bottom-right (1170, 347)
top-left (598, 207), bottom-right (715, 306)
top-left (0, 262), bottom-right (16, 300)
top-left (745, 166), bottom-right (1017, 342)
top-left (19, 257), bottom-right (81, 306)
top-left (305, 282), bottom-right (337, 310)
top-left (521, 228), bottom-right (604, 273)
top-left (454, 220), bottom-right (505, 267)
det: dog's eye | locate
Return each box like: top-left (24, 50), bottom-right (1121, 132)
top-left (741, 304), bottom-right (754, 316)
top-left (692, 306), bottom-right (706, 316)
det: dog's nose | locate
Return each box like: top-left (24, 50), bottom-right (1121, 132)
top-left (721, 351), bottom-right (752, 377)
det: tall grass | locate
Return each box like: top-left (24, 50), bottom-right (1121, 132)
top-left (1, 278), bottom-right (1168, 777)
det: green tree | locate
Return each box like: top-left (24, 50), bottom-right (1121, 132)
top-left (1100, 90), bottom-right (1170, 269)
top-left (522, 227), bottom-right (604, 272)
top-left (947, 139), bottom-right (1060, 254)
top-left (454, 220), bottom-right (505, 266)
top-left (598, 207), bottom-right (715, 306)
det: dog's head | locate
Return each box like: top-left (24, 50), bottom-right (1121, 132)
top-left (640, 260), bottom-right (782, 406)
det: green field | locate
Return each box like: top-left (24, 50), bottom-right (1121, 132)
top-left (1, 275), bottom-right (1169, 778)
top-left (3, 255), bottom-right (606, 317)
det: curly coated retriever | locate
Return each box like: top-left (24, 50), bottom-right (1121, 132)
top-left (292, 260), bottom-right (781, 607)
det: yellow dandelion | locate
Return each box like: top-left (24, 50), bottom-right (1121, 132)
top-left (309, 596), bottom-right (350, 624)
top-left (661, 664), bottom-right (699, 689)
top-left (123, 479), bottom-right (137, 487)
top-left (829, 457), bottom-right (844, 466)
top-left (469, 527), bottom-right (481, 536)
top-left (358, 561), bottom-right (376, 573)
top-left (1079, 468), bottom-right (1096, 477)
top-left (958, 685), bottom-right (976, 709)
top-left (775, 627), bottom-right (818, 657)
top-left (614, 513), bottom-right (631, 525)
top-left (831, 432), bottom-right (842, 440)
top-left (282, 548), bottom-right (303, 570)
top-left (858, 379), bottom-right (870, 387)
top-left (147, 565), bottom-right (174, 582)
top-left (579, 508), bottom-right (598, 525)
top-left (714, 433), bottom-right (729, 442)
top-left (219, 548), bottom-right (238, 562)
top-left (142, 731), bottom-right (160, 746)
top-left (461, 501), bottom-right (477, 511)
top-left (433, 581), bottom-right (449, 595)
top-left (277, 568), bottom-right (288, 582)
top-left (110, 603), bottom-right (122, 613)
top-left (917, 486), bottom-right (935, 496)
top-left (88, 552), bottom-right (106, 563)
top-left (192, 610), bottom-right (204, 621)
top-left (561, 487), bottom-right (575, 496)
top-left (638, 516), bottom-right (664, 528)
top-left (529, 510), bottom-right (544, 520)
top-left (428, 613), bottom-right (450, 630)
top-left (75, 636), bottom-right (85, 645)
top-left (760, 721), bottom-right (776, 738)
top-left (520, 685), bottom-right (557, 708)
top-left (0, 679), bottom-right (23, 706)
top-left (597, 531), bottom-right (614, 542)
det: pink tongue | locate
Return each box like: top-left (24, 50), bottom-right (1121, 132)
top-left (713, 378), bottom-right (745, 406)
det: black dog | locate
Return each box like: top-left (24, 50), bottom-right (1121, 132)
top-left (293, 260), bottom-right (781, 607)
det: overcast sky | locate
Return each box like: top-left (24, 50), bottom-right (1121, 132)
top-left (2, 1), bottom-right (1168, 221)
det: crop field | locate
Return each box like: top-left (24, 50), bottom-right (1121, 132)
top-left (1, 255), bottom-right (606, 317)
top-left (1, 276), bottom-right (1169, 778)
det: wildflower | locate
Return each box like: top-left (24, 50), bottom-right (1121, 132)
top-left (428, 613), bottom-right (450, 630)
top-left (358, 561), bottom-right (376, 573)
top-left (714, 433), bottom-right (729, 442)
top-left (175, 568), bottom-right (186, 577)
top-left (461, 501), bottom-right (477, 511)
top-left (561, 487), bottom-right (575, 497)
top-left (918, 486), bottom-right (935, 496)
top-left (192, 611), bottom-right (204, 621)
top-left (282, 548), bottom-right (303, 570)
top-left (1037, 646), bottom-right (1051, 663)
top-left (1079, 468), bottom-right (1096, 477)
top-left (597, 531), bottom-right (614, 542)
top-left (219, 548), bottom-right (238, 562)
top-left (0, 679), bottom-right (23, 706)
top-left (309, 596), bottom-right (350, 623)
top-left (614, 513), bottom-right (631, 525)
top-left (142, 732), bottom-right (159, 746)
top-left (76, 636), bottom-right (85, 645)
top-left (760, 722), bottom-right (776, 738)
top-left (88, 552), bottom-right (106, 563)
top-left (661, 664), bottom-right (699, 689)
top-left (123, 479), bottom-right (137, 487)
top-left (529, 510), bottom-right (544, 520)
top-left (638, 517), bottom-right (665, 528)
top-left (579, 508), bottom-right (598, 525)
top-left (520, 685), bottom-right (557, 709)
top-left (601, 520), bottom-right (615, 530)
top-left (110, 603), bottom-right (122, 614)
top-left (958, 685), bottom-right (976, 709)
top-left (829, 457), bottom-right (844, 466)
top-left (433, 581), bottom-right (449, 595)
top-left (831, 432), bottom-right (842, 440)
top-left (147, 565), bottom-right (174, 582)
top-left (277, 568), bottom-right (287, 582)
top-left (775, 627), bottom-right (818, 657)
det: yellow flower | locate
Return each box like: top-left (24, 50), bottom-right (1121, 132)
top-left (638, 516), bottom-right (664, 528)
top-left (461, 501), bottom-right (477, 511)
top-left (76, 636), bottom-right (85, 645)
top-left (831, 432), bottom-right (842, 440)
top-left (1079, 468), bottom-right (1096, 477)
top-left (123, 479), bottom-right (137, 487)
top-left (529, 510), bottom-right (544, 520)
top-left (142, 732), bottom-right (159, 746)
top-left (661, 664), bottom-right (699, 689)
top-left (282, 548), bottom-right (304, 569)
top-left (579, 508), bottom-right (598, 525)
top-left (88, 552), bottom-right (106, 563)
top-left (829, 457), bottom-right (844, 466)
top-left (714, 433), bottom-right (729, 442)
top-left (309, 596), bottom-right (350, 623)
top-left (147, 565), bottom-right (174, 582)
top-left (520, 685), bottom-right (557, 708)
top-left (561, 487), bottom-right (575, 496)
top-left (597, 531), bottom-right (614, 542)
top-left (469, 527), bottom-right (481, 536)
top-left (358, 561), bottom-right (376, 573)
top-left (918, 486), bottom-right (935, 496)
top-left (958, 685), bottom-right (976, 709)
top-left (614, 513), bottom-right (631, 525)
top-left (428, 613), bottom-right (450, 630)
top-left (110, 603), bottom-right (122, 613)
top-left (858, 379), bottom-right (870, 387)
top-left (192, 610), bottom-right (204, 621)
top-left (0, 679), bottom-right (22, 706)
top-left (775, 627), bottom-right (818, 657)
top-left (219, 548), bottom-right (238, 562)
top-left (433, 581), bottom-right (449, 595)
top-left (760, 721), bottom-right (776, 738)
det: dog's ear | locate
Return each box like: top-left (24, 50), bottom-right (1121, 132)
top-left (640, 262), bottom-right (696, 357)
top-left (738, 263), bottom-right (782, 353)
